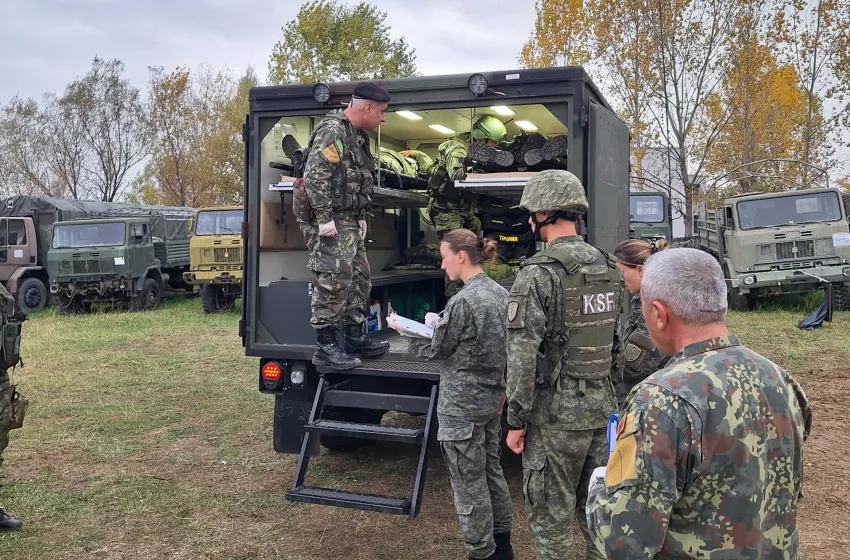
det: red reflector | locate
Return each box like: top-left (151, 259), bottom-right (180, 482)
top-left (262, 363), bottom-right (282, 381)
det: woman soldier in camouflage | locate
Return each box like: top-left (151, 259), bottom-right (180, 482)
top-left (405, 229), bottom-right (514, 560)
top-left (612, 238), bottom-right (670, 407)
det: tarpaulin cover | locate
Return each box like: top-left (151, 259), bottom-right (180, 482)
top-left (0, 195), bottom-right (196, 242)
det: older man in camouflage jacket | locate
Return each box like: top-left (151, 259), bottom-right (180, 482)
top-left (587, 248), bottom-right (813, 558)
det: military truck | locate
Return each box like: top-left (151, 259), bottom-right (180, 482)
top-left (242, 67), bottom-right (630, 519)
top-left (183, 206), bottom-right (243, 313)
top-left (629, 190), bottom-right (672, 242)
top-left (0, 196), bottom-right (194, 314)
top-left (695, 187), bottom-right (850, 311)
top-left (46, 207), bottom-right (196, 313)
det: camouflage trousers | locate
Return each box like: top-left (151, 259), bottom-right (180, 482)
top-left (438, 413), bottom-right (513, 559)
top-left (0, 386), bottom-right (12, 469)
top-left (430, 206), bottom-right (480, 299)
top-left (522, 424), bottom-right (608, 560)
top-left (300, 218), bottom-right (371, 330)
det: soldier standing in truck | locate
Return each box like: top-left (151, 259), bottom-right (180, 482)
top-left (300, 82), bottom-right (393, 370)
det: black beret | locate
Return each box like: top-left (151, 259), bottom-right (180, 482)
top-left (352, 81), bottom-right (391, 102)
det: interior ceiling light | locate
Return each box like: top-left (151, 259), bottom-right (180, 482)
top-left (429, 124), bottom-right (456, 135)
top-left (491, 106), bottom-right (515, 116)
top-left (396, 110), bottom-right (423, 120)
top-left (515, 120), bottom-right (538, 131)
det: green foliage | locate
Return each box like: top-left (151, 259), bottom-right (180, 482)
top-left (267, 0), bottom-right (417, 85)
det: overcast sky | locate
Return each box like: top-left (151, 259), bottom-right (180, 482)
top-left (0, 0), bottom-right (538, 102)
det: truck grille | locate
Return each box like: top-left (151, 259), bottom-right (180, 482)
top-left (69, 259), bottom-right (115, 275)
top-left (214, 248), bottom-right (241, 263)
top-left (760, 239), bottom-right (834, 262)
top-left (776, 240), bottom-right (814, 260)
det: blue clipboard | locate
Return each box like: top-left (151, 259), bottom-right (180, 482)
top-left (606, 413), bottom-right (619, 460)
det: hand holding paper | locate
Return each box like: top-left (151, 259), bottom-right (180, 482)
top-left (424, 312), bottom-right (441, 329)
top-left (386, 312), bottom-right (433, 338)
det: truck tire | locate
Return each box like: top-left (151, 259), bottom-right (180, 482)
top-left (830, 282), bottom-right (850, 311)
top-left (319, 407), bottom-right (385, 452)
top-left (16, 277), bottom-right (47, 314)
top-left (722, 264), bottom-right (751, 311)
top-left (201, 284), bottom-right (236, 313)
top-left (136, 279), bottom-right (162, 311)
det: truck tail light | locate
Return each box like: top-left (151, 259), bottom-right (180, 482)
top-left (261, 361), bottom-right (284, 390)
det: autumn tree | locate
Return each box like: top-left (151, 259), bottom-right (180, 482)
top-left (588, 0), bottom-right (659, 176)
top-left (520, 0), bottom-right (592, 68)
top-left (62, 56), bottom-right (148, 201)
top-left (138, 65), bottom-right (257, 208)
top-left (0, 96), bottom-right (59, 197)
top-left (267, 0), bottom-right (417, 85)
top-left (703, 21), bottom-right (810, 194)
top-left (772, 0), bottom-right (850, 180)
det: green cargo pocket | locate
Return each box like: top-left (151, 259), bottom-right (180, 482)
top-left (310, 230), bottom-right (357, 274)
top-left (438, 423), bottom-right (474, 483)
top-left (521, 436), bottom-right (547, 511)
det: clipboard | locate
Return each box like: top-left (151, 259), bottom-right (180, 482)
top-left (388, 313), bottom-right (434, 339)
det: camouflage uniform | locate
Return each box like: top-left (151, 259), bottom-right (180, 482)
top-left (302, 109), bottom-right (375, 330)
top-left (587, 335), bottom-right (813, 559)
top-left (506, 236), bottom-right (623, 560)
top-left (613, 294), bottom-right (669, 408)
top-left (0, 282), bottom-right (25, 531)
top-left (426, 135), bottom-right (481, 239)
top-left (409, 273), bottom-right (513, 559)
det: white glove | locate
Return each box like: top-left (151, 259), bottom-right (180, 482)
top-left (387, 313), bottom-right (399, 330)
top-left (358, 219), bottom-right (367, 241)
top-left (424, 312), bottom-right (441, 329)
top-left (318, 220), bottom-right (338, 237)
top-left (588, 466), bottom-right (607, 495)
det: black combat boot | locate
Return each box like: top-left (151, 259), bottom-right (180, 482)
top-left (312, 327), bottom-right (361, 370)
top-left (493, 531), bottom-right (514, 560)
top-left (342, 323), bottom-right (390, 358)
top-left (0, 509), bottom-right (22, 532)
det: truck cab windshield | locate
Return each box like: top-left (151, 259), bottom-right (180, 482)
top-left (630, 195), bottom-right (665, 223)
top-left (52, 222), bottom-right (126, 248)
top-left (196, 210), bottom-right (242, 235)
top-left (737, 191), bottom-right (843, 229)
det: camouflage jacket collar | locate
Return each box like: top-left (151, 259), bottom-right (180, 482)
top-left (548, 235), bottom-right (584, 248)
top-left (668, 335), bottom-right (742, 365)
top-left (325, 109), bottom-right (366, 146)
top-left (463, 271), bottom-right (488, 288)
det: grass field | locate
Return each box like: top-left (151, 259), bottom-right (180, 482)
top-left (0, 294), bottom-right (847, 559)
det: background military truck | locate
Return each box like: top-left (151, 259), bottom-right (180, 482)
top-left (695, 187), bottom-right (850, 311)
top-left (629, 190), bottom-right (672, 242)
top-left (0, 196), bottom-right (194, 314)
top-left (242, 66), bottom-right (630, 519)
top-left (47, 207), bottom-right (196, 313)
top-left (183, 206), bottom-right (243, 313)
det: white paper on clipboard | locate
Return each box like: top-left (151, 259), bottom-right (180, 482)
top-left (388, 313), bottom-right (434, 339)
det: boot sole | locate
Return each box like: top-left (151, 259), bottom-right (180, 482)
top-left (282, 135), bottom-right (302, 159)
top-left (523, 148), bottom-right (543, 167)
top-left (541, 135), bottom-right (568, 160)
top-left (312, 355), bottom-right (361, 370)
top-left (469, 142), bottom-right (495, 164)
top-left (492, 149), bottom-right (514, 167)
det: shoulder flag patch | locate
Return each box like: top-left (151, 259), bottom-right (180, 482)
top-left (321, 142), bottom-right (342, 164)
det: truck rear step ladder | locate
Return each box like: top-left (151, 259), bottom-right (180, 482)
top-left (285, 374), bottom-right (438, 519)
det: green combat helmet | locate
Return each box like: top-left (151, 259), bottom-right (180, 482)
top-left (472, 115), bottom-right (508, 143)
top-left (520, 169), bottom-right (588, 214)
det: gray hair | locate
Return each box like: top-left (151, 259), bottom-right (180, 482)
top-left (641, 248), bottom-right (727, 326)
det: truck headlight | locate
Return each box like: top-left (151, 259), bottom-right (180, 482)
top-left (843, 267), bottom-right (850, 277)
top-left (743, 275), bottom-right (756, 286)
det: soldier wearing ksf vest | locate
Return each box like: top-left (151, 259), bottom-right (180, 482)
top-left (505, 169), bottom-right (623, 560)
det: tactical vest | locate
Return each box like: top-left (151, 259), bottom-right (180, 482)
top-left (522, 243), bottom-right (622, 422)
top-left (304, 112), bottom-right (375, 217)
